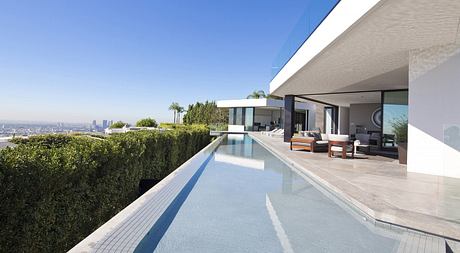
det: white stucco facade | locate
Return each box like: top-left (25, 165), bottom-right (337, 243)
top-left (267, 0), bottom-right (460, 178)
top-left (408, 43), bottom-right (460, 178)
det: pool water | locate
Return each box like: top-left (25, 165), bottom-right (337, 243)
top-left (139, 134), bottom-right (401, 252)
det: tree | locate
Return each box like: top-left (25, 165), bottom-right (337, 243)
top-left (109, 121), bottom-right (127, 129)
top-left (168, 102), bottom-right (182, 124)
top-left (183, 101), bottom-right (228, 125)
top-left (391, 116), bottom-right (408, 143)
top-left (267, 93), bottom-right (282, 100)
top-left (247, 90), bottom-right (267, 99)
top-left (177, 106), bottom-right (185, 124)
top-left (136, 118), bottom-right (158, 127)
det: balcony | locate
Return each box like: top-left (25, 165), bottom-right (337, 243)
top-left (271, 0), bottom-right (340, 79)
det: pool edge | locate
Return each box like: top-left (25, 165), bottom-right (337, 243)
top-left (248, 132), bottom-right (459, 244)
top-left (68, 135), bottom-right (224, 253)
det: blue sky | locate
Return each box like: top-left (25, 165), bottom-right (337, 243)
top-left (0, 0), bottom-right (311, 124)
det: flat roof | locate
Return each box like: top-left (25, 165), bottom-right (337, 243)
top-left (269, 0), bottom-right (460, 96)
top-left (216, 98), bottom-right (313, 111)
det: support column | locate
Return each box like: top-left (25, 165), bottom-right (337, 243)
top-left (284, 95), bottom-right (295, 142)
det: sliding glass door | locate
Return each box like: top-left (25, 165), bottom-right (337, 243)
top-left (228, 107), bottom-right (255, 131)
top-left (244, 108), bottom-right (254, 131)
top-left (382, 90), bottom-right (408, 148)
top-left (324, 107), bottom-right (338, 134)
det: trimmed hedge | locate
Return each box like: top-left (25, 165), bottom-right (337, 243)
top-left (0, 125), bottom-right (211, 252)
top-left (158, 122), bottom-right (186, 129)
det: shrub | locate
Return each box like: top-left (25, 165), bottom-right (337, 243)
top-left (10, 134), bottom-right (73, 147)
top-left (0, 125), bottom-right (211, 252)
top-left (136, 118), bottom-right (158, 128)
top-left (109, 121), bottom-right (127, 129)
top-left (159, 122), bottom-right (187, 129)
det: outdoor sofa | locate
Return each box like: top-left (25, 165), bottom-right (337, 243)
top-left (290, 131), bottom-right (329, 152)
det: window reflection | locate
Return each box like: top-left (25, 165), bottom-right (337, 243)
top-left (382, 91), bottom-right (408, 148)
top-left (245, 108), bottom-right (254, 131)
top-left (228, 108), bottom-right (235, 125)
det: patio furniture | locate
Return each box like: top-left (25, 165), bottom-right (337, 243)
top-left (369, 132), bottom-right (381, 147)
top-left (262, 128), bottom-right (278, 135)
top-left (289, 137), bottom-right (327, 152)
top-left (328, 134), bottom-right (354, 159)
top-left (290, 137), bottom-right (315, 151)
top-left (290, 133), bottom-right (329, 152)
top-left (270, 129), bottom-right (285, 138)
top-left (354, 133), bottom-right (371, 155)
top-left (383, 134), bottom-right (396, 147)
top-left (253, 122), bottom-right (261, 131)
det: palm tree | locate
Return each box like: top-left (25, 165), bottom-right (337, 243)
top-left (177, 106), bottom-right (185, 124)
top-left (267, 93), bottom-right (282, 100)
top-left (169, 102), bottom-right (180, 124)
top-left (247, 90), bottom-right (267, 99)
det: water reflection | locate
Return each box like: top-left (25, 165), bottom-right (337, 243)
top-left (154, 135), bottom-right (401, 253)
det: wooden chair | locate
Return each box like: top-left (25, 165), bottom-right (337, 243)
top-left (328, 134), bottom-right (354, 159)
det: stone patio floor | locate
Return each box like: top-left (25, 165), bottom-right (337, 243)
top-left (249, 132), bottom-right (460, 243)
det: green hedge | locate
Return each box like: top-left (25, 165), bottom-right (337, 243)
top-left (158, 122), bottom-right (187, 129)
top-left (0, 125), bottom-right (211, 252)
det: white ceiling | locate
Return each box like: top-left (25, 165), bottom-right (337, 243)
top-left (302, 91), bottom-right (381, 107)
top-left (271, 0), bottom-right (460, 96)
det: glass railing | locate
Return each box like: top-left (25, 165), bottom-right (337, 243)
top-left (271, 0), bottom-right (340, 79)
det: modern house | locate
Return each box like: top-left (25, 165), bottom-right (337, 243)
top-left (270, 0), bottom-right (460, 178)
top-left (216, 98), bottom-right (316, 132)
top-left (68, 1), bottom-right (460, 251)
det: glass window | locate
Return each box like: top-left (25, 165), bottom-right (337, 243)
top-left (244, 108), bottom-right (254, 131)
top-left (228, 108), bottom-right (235, 125)
top-left (235, 108), bottom-right (243, 125)
top-left (382, 91), bottom-right (408, 148)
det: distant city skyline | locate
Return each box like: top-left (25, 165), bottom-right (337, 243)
top-left (0, 0), bottom-right (311, 123)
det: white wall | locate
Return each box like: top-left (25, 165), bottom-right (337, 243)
top-left (228, 125), bottom-right (245, 132)
top-left (408, 43), bottom-right (460, 178)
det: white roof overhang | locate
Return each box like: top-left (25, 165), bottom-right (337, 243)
top-left (270, 0), bottom-right (460, 96)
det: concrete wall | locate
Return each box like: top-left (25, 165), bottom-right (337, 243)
top-left (408, 43), bottom-right (460, 178)
top-left (314, 104), bottom-right (325, 131)
top-left (307, 108), bottom-right (316, 131)
top-left (338, 107), bottom-right (350, 135)
top-left (349, 103), bottom-right (381, 134)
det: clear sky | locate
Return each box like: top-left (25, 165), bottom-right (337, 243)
top-left (0, 0), bottom-right (311, 124)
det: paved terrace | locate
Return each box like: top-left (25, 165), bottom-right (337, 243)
top-left (249, 132), bottom-right (460, 242)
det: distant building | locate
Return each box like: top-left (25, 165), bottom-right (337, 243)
top-left (92, 120), bottom-right (97, 131)
top-left (102, 120), bottom-right (108, 130)
top-left (108, 120), bottom-right (113, 127)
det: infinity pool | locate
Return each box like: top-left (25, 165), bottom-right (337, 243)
top-left (137, 134), bottom-right (401, 252)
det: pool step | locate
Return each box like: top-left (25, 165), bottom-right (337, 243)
top-left (396, 232), bottom-right (446, 253)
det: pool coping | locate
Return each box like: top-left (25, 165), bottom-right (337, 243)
top-left (249, 133), bottom-right (459, 247)
top-left (68, 136), bottom-right (224, 253)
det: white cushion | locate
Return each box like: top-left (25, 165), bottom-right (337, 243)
top-left (331, 146), bottom-right (353, 152)
top-left (328, 134), bottom-right (349, 142)
top-left (321, 134), bottom-right (329, 140)
top-left (316, 140), bottom-right (329, 145)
